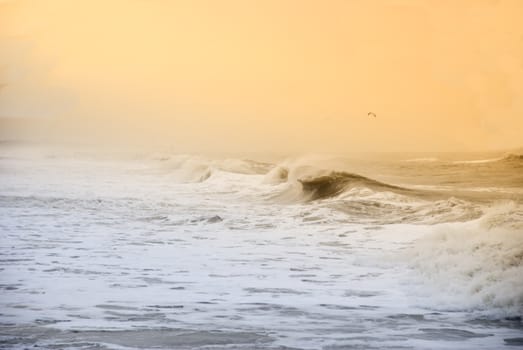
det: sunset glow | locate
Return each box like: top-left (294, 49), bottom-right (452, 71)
top-left (1, 2), bottom-right (522, 349)
top-left (1, 0), bottom-right (522, 152)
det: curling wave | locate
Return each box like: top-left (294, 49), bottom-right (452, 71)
top-left (297, 171), bottom-right (409, 201)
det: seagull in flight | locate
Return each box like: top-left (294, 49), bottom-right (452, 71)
top-left (368, 112), bottom-right (376, 118)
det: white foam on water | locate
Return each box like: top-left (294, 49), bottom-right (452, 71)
top-left (1, 150), bottom-right (522, 349)
top-left (405, 202), bottom-right (523, 317)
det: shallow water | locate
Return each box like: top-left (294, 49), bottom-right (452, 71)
top-left (0, 147), bottom-right (522, 349)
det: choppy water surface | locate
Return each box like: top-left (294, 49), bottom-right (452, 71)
top-left (0, 146), bottom-right (522, 349)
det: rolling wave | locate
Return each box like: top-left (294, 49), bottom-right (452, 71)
top-left (266, 167), bottom-right (496, 224)
top-left (452, 153), bottom-right (523, 165)
top-left (332, 197), bottom-right (483, 225)
top-left (297, 171), bottom-right (409, 201)
top-left (403, 157), bottom-right (440, 163)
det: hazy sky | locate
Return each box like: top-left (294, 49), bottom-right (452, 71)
top-left (1, 0), bottom-right (522, 152)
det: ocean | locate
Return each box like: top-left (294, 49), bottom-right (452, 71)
top-left (0, 144), bottom-right (522, 349)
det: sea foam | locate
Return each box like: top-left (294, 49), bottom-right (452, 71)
top-left (407, 202), bottom-right (523, 317)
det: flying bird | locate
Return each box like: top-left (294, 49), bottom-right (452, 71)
top-left (368, 112), bottom-right (376, 118)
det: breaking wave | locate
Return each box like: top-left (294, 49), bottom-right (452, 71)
top-left (267, 167), bottom-right (433, 205)
top-left (262, 166), bottom-right (289, 184)
top-left (161, 156), bottom-right (212, 183)
top-left (261, 162), bottom-right (502, 224)
top-left (159, 155), bottom-right (274, 183)
top-left (407, 202), bottom-right (523, 317)
top-left (297, 171), bottom-right (409, 201)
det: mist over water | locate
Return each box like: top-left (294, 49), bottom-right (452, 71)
top-left (0, 144), bottom-right (522, 349)
top-left (2, 0), bottom-right (523, 348)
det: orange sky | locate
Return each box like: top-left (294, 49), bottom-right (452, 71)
top-left (1, 0), bottom-right (522, 152)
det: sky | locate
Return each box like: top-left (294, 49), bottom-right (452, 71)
top-left (0, 0), bottom-right (522, 153)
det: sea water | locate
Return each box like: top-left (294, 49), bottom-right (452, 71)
top-left (0, 145), bottom-right (522, 349)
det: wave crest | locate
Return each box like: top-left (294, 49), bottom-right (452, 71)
top-left (263, 166), bottom-right (289, 184)
top-left (501, 153), bottom-right (523, 164)
top-left (298, 171), bottom-right (407, 201)
top-left (160, 155), bottom-right (274, 183)
top-left (407, 202), bottom-right (523, 316)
